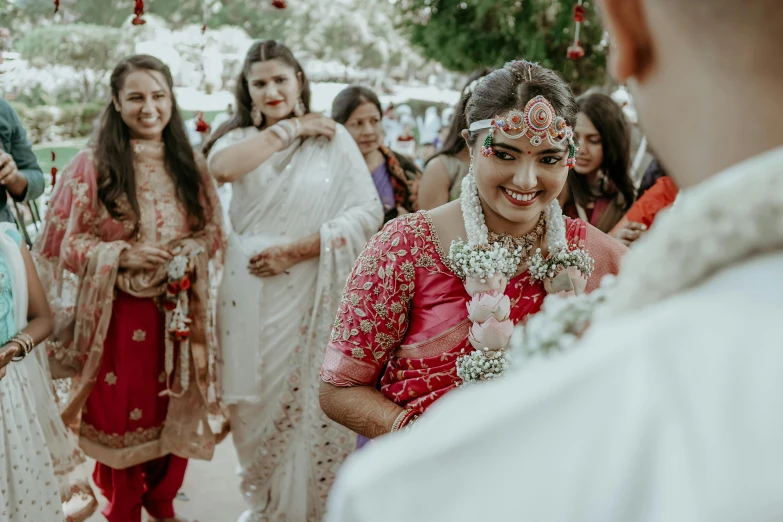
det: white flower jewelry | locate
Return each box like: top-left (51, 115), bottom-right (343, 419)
top-left (509, 276), bottom-right (615, 363)
top-left (456, 347), bottom-right (510, 385)
top-left (527, 199), bottom-right (594, 285)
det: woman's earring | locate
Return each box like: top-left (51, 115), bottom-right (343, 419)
top-left (251, 105), bottom-right (263, 127)
top-left (293, 98), bottom-right (305, 117)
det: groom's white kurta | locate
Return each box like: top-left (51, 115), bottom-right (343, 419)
top-left (326, 147), bottom-right (783, 522)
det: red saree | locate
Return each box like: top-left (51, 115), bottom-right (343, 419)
top-left (33, 141), bottom-right (225, 471)
top-left (321, 211), bottom-right (626, 412)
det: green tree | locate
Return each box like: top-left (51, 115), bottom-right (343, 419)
top-left (16, 24), bottom-right (128, 99)
top-left (397, 0), bottom-right (608, 91)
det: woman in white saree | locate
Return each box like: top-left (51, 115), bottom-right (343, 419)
top-left (203, 40), bottom-right (383, 522)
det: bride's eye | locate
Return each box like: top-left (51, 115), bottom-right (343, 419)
top-left (540, 156), bottom-right (563, 165)
top-left (494, 151), bottom-right (515, 161)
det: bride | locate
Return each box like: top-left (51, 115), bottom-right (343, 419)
top-left (204, 40), bottom-right (383, 521)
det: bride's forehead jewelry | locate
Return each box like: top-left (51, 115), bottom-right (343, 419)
top-left (469, 95), bottom-right (578, 167)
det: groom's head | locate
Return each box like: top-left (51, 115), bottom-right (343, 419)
top-left (599, 0), bottom-right (783, 188)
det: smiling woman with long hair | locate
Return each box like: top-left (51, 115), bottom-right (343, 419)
top-left (33, 54), bottom-right (225, 522)
top-left (560, 92), bottom-right (636, 232)
top-left (203, 40), bottom-right (383, 521)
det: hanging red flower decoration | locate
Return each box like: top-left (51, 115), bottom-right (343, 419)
top-left (51, 150), bottom-right (56, 162)
top-left (567, 42), bottom-right (585, 60)
top-left (201, 24), bottom-right (207, 34)
top-left (271, 0), bottom-right (287, 8)
top-left (54, 0), bottom-right (60, 14)
top-left (50, 166), bottom-right (58, 186)
top-left (195, 112), bottom-right (210, 134)
top-left (573, 5), bottom-right (585, 23)
top-left (132, 0), bottom-right (146, 25)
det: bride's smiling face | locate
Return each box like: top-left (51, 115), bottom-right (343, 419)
top-left (470, 130), bottom-right (570, 229)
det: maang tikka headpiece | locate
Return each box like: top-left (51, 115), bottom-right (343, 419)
top-left (468, 61), bottom-right (578, 167)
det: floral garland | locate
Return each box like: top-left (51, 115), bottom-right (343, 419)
top-left (509, 275), bottom-right (614, 363)
top-left (452, 171), bottom-right (594, 384)
top-left (160, 246), bottom-right (203, 398)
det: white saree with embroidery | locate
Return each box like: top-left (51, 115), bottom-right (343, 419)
top-left (32, 141), bottom-right (225, 471)
top-left (208, 125), bottom-right (383, 521)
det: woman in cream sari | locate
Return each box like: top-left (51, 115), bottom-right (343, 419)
top-left (204, 40), bottom-right (383, 522)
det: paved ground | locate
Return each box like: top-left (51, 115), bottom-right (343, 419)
top-left (86, 436), bottom-right (246, 522)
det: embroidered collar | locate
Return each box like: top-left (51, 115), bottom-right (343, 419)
top-left (598, 146), bottom-right (783, 318)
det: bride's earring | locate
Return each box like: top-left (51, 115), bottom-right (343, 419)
top-left (293, 97), bottom-right (305, 117)
top-left (251, 104), bottom-right (263, 127)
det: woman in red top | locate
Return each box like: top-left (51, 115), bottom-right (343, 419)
top-left (612, 175), bottom-right (679, 246)
top-left (319, 62), bottom-right (626, 440)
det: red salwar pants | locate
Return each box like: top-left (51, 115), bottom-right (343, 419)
top-left (81, 292), bottom-right (188, 522)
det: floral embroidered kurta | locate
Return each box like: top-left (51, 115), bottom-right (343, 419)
top-left (321, 211), bottom-right (626, 412)
top-left (33, 141), bottom-right (225, 469)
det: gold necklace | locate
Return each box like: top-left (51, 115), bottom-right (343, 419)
top-left (487, 212), bottom-right (546, 260)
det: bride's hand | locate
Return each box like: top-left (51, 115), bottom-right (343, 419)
top-left (248, 245), bottom-right (297, 278)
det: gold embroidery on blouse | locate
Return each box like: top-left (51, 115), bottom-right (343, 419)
top-left (415, 252), bottom-right (434, 268)
top-left (129, 408), bottom-right (143, 421)
top-left (330, 212), bottom-right (453, 367)
top-left (104, 372), bottom-right (117, 386)
top-left (373, 302), bottom-right (388, 318)
top-left (132, 329), bottom-right (147, 342)
top-left (361, 255), bottom-right (379, 275)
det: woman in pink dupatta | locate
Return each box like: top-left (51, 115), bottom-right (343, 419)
top-left (33, 55), bottom-right (225, 522)
top-left (320, 61), bottom-right (627, 440)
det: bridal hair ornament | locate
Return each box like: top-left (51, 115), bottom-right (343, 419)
top-left (470, 95), bottom-right (578, 167)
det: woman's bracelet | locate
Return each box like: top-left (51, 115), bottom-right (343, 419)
top-left (9, 332), bottom-right (35, 361)
top-left (391, 409), bottom-right (419, 433)
top-left (268, 118), bottom-right (301, 149)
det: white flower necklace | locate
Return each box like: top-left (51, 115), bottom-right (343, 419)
top-left (450, 170), bottom-right (595, 384)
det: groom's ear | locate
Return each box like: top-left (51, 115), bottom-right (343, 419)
top-left (598, 0), bottom-right (655, 83)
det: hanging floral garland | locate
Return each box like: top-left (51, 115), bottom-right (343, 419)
top-left (50, 150), bottom-right (58, 188)
top-left (271, 0), bottom-right (288, 8)
top-left (566, 0), bottom-right (586, 60)
top-left (53, 0), bottom-right (60, 14)
top-left (132, 0), bottom-right (146, 25)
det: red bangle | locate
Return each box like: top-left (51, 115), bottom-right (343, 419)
top-left (391, 409), bottom-right (418, 433)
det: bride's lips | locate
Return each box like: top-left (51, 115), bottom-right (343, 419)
top-left (501, 187), bottom-right (541, 207)
top-left (267, 100), bottom-right (283, 107)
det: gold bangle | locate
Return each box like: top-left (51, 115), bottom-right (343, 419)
top-left (391, 409), bottom-right (417, 433)
top-left (390, 410), bottom-right (409, 433)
